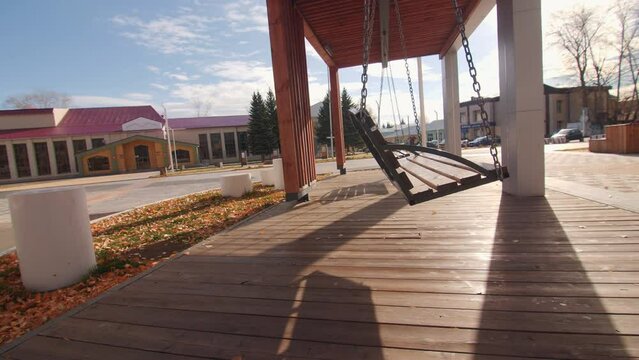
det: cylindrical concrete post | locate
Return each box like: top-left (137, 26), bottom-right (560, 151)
top-left (272, 158), bottom-right (285, 190)
top-left (9, 187), bottom-right (96, 292)
top-left (260, 169), bottom-right (275, 186)
top-left (220, 173), bottom-right (253, 197)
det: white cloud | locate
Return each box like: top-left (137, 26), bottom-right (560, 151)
top-left (147, 65), bottom-right (161, 74)
top-left (203, 60), bottom-right (273, 84)
top-left (124, 92), bottom-right (153, 101)
top-left (71, 95), bottom-right (150, 107)
top-left (164, 72), bottom-right (192, 81)
top-left (224, 0), bottom-right (268, 33)
top-left (171, 81), bottom-right (265, 115)
top-left (150, 83), bottom-right (169, 90)
top-left (111, 14), bottom-right (222, 55)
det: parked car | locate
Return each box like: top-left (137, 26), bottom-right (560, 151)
top-left (426, 140), bottom-right (439, 148)
top-left (468, 136), bottom-right (490, 147)
top-left (438, 139), bottom-right (445, 149)
top-left (551, 128), bottom-right (584, 142)
top-left (461, 139), bottom-right (469, 148)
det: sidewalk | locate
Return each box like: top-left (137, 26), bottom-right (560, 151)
top-left (0, 172), bottom-right (158, 193)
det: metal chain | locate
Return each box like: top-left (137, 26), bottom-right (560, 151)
top-left (392, 0), bottom-right (421, 145)
top-left (360, 0), bottom-right (377, 118)
top-left (451, 0), bottom-right (503, 180)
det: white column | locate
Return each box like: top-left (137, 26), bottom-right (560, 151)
top-left (66, 138), bottom-right (77, 173)
top-left (220, 132), bottom-right (227, 160)
top-left (25, 140), bottom-right (38, 177)
top-left (417, 57), bottom-right (428, 144)
top-left (234, 131), bottom-right (240, 161)
top-left (497, 0), bottom-right (545, 196)
top-left (46, 139), bottom-right (58, 176)
top-left (442, 48), bottom-right (462, 156)
top-left (206, 133), bottom-right (213, 162)
top-left (85, 137), bottom-right (93, 150)
top-left (5, 142), bottom-right (18, 180)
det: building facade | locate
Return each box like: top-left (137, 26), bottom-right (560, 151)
top-left (544, 84), bottom-right (614, 136)
top-left (0, 106), bottom-right (253, 183)
top-left (460, 97), bottom-right (500, 140)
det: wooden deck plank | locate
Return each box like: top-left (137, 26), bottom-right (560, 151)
top-left (140, 270), bottom-right (639, 298)
top-left (123, 279), bottom-right (639, 314)
top-left (178, 254), bottom-right (639, 271)
top-left (95, 292), bottom-right (639, 335)
top-left (154, 261), bottom-right (639, 284)
top-left (3, 169), bottom-right (638, 359)
top-left (2, 336), bottom-right (202, 360)
top-left (72, 304), bottom-right (639, 359)
top-left (40, 318), bottom-right (453, 360)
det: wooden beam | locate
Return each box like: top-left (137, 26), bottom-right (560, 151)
top-left (438, 0), bottom-right (492, 59)
top-left (379, 0), bottom-right (390, 68)
top-left (301, 13), bottom-right (335, 67)
top-left (267, 0), bottom-right (317, 201)
top-left (329, 66), bottom-right (346, 173)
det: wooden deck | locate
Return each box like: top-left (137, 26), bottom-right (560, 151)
top-left (3, 169), bottom-right (639, 359)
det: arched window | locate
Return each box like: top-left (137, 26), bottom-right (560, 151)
top-left (173, 149), bottom-right (190, 163)
top-left (87, 156), bottom-right (110, 171)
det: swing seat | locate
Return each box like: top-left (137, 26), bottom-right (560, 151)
top-left (348, 110), bottom-right (508, 205)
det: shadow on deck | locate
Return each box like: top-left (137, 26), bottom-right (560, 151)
top-left (2, 170), bottom-right (637, 359)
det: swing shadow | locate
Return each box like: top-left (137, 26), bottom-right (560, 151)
top-left (473, 194), bottom-right (631, 358)
top-left (253, 188), bottom-right (404, 358)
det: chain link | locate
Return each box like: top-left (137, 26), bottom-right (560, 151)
top-left (392, 0), bottom-right (421, 145)
top-left (451, 0), bottom-right (503, 180)
top-left (360, 0), bottom-right (377, 118)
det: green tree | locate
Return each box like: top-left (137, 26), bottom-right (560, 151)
top-left (265, 89), bottom-right (279, 150)
top-left (315, 92), bottom-right (331, 145)
top-left (316, 88), bottom-right (365, 152)
top-left (342, 88), bottom-right (364, 150)
top-left (247, 92), bottom-right (273, 159)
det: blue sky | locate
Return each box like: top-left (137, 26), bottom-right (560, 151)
top-left (0, 0), bottom-right (613, 122)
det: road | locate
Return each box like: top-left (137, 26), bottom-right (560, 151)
top-left (2, 141), bottom-right (638, 254)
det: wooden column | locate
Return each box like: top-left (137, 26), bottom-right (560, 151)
top-left (267, 0), bottom-right (317, 201)
top-left (329, 66), bottom-right (346, 174)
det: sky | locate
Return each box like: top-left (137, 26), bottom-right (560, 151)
top-left (0, 0), bottom-right (625, 124)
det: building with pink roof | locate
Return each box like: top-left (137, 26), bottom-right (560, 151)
top-left (0, 106), bottom-right (252, 182)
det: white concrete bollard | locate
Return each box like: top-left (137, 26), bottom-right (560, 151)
top-left (9, 187), bottom-right (96, 292)
top-left (220, 173), bottom-right (253, 197)
top-left (272, 158), bottom-right (285, 190)
top-left (260, 169), bottom-right (275, 186)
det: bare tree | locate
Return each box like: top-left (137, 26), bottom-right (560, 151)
top-left (613, 1), bottom-right (639, 121)
top-left (190, 97), bottom-right (212, 117)
top-left (550, 7), bottom-right (602, 89)
top-left (3, 90), bottom-right (72, 109)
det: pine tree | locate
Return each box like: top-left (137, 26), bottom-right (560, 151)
top-left (265, 89), bottom-right (279, 150)
top-left (341, 88), bottom-right (364, 150)
top-left (247, 92), bottom-right (272, 158)
top-left (315, 92), bottom-right (331, 145)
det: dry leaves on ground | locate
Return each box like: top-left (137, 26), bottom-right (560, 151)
top-left (0, 185), bottom-right (283, 345)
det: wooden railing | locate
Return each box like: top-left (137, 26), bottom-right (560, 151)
top-left (589, 123), bottom-right (639, 154)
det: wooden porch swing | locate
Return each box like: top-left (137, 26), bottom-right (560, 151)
top-left (347, 0), bottom-right (508, 205)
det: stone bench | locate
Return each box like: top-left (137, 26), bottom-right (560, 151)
top-left (260, 169), bottom-right (275, 186)
top-left (220, 173), bottom-right (252, 197)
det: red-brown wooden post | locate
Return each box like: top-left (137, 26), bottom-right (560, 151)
top-left (329, 66), bottom-right (346, 174)
top-left (267, 0), bottom-right (317, 201)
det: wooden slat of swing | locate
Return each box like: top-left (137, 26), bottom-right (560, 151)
top-left (407, 154), bottom-right (482, 185)
top-left (398, 158), bottom-right (458, 192)
top-left (414, 152), bottom-right (481, 174)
